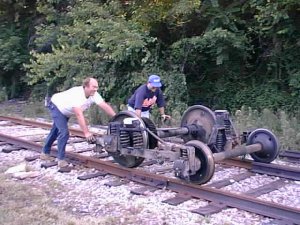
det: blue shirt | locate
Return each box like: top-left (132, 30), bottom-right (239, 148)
top-left (128, 84), bottom-right (165, 112)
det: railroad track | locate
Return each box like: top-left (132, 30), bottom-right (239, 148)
top-left (0, 116), bottom-right (300, 224)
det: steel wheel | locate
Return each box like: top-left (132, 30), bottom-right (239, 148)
top-left (247, 128), bottom-right (280, 163)
top-left (185, 140), bottom-right (215, 184)
top-left (181, 105), bottom-right (217, 143)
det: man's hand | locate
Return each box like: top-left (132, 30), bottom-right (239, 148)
top-left (161, 114), bottom-right (171, 121)
top-left (86, 134), bottom-right (96, 144)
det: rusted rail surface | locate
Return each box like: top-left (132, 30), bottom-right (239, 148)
top-left (280, 150), bottom-right (300, 162)
top-left (0, 132), bottom-right (299, 224)
top-left (221, 158), bottom-right (300, 181)
top-left (0, 115), bottom-right (105, 136)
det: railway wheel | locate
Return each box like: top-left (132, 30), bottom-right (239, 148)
top-left (108, 111), bottom-right (157, 168)
top-left (246, 128), bottom-right (280, 163)
top-left (185, 140), bottom-right (215, 184)
top-left (181, 105), bottom-right (217, 143)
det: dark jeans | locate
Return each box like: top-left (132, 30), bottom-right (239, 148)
top-left (42, 102), bottom-right (69, 160)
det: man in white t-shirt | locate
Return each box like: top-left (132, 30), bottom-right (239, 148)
top-left (41, 77), bottom-right (116, 168)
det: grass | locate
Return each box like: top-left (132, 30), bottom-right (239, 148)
top-left (0, 99), bottom-right (50, 120)
top-left (233, 106), bottom-right (300, 151)
top-left (0, 174), bottom-right (89, 225)
top-left (0, 172), bottom-right (145, 225)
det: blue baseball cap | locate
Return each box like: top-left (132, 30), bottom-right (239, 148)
top-left (148, 74), bottom-right (162, 88)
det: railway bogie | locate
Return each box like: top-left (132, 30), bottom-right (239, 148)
top-left (95, 105), bottom-right (280, 185)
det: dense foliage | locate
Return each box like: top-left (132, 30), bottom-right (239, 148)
top-left (0, 0), bottom-right (34, 99)
top-left (1, 0), bottom-right (300, 116)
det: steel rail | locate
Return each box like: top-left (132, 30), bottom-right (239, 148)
top-left (1, 116), bottom-right (299, 180)
top-left (279, 150), bottom-right (300, 162)
top-left (0, 115), bottom-right (104, 136)
top-left (0, 132), bottom-right (299, 223)
top-left (252, 161), bottom-right (300, 181)
top-left (221, 158), bottom-right (300, 181)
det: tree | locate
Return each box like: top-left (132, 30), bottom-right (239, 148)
top-left (0, 0), bottom-right (36, 99)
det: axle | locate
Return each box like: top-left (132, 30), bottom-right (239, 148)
top-left (156, 124), bottom-right (206, 140)
top-left (213, 143), bottom-right (262, 162)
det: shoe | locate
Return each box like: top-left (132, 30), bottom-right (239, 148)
top-left (58, 160), bottom-right (69, 168)
top-left (40, 153), bottom-right (54, 161)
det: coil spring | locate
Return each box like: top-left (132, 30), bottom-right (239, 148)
top-left (109, 126), bottom-right (117, 137)
top-left (109, 124), bottom-right (131, 147)
top-left (216, 131), bottom-right (224, 151)
top-left (120, 130), bottom-right (130, 147)
top-left (181, 149), bottom-right (188, 159)
top-left (224, 119), bottom-right (232, 136)
top-left (132, 132), bottom-right (144, 147)
top-left (110, 127), bottom-right (143, 148)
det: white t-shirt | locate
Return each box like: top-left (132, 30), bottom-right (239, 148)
top-left (51, 86), bottom-right (104, 117)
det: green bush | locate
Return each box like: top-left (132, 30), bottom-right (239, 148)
top-left (234, 106), bottom-right (300, 150)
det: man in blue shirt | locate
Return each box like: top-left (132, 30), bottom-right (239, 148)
top-left (127, 74), bottom-right (171, 120)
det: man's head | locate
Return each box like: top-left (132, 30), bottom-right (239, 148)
top-left (83, 77), bottom-right (99, 97)
top-left (147, 75), bottom-right (162, 91)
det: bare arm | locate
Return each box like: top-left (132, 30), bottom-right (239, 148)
top-left (98, 101), bottom-right (116, 118)
top-left (159, 107), bottom-right (165, 116)
top-left (73, 107), bottom-right (91, 138)
top-left (159, 107), bottom-right (171, 120)
top-left (135, 109), bottom-right (142, 117)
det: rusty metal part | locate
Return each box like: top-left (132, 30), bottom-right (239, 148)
top-left (0, 115), bottom-right (102, 136)
top-left (221, 158), bottom-right (253, 169)
top-left (156, 124), bottom-right (207, 144)
top-left (213, 143), bottom-right (262, 161)
top-left (178, 139), bottom-right (263, 184)
top-left (182, 132), bottom-right (278, 185)
top-left (105, 113), bottom-right (212, 183)
top-left (214, 129), bottom-right (279, 163)
top-left (279, 150), bottom-right (300, 162)
top-left (252, 162), bottom-right (300, 181)
top-left (157, 127), bottom-right (189, 138)
top-left (180, 105), bottom-right (216, 143)
top-left (220, 158), bottom-right (300, 181)
top-left (182, 140), bottom-right (215, 184)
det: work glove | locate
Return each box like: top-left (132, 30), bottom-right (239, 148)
top-left (86, 134), bottom-right (96, 144)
